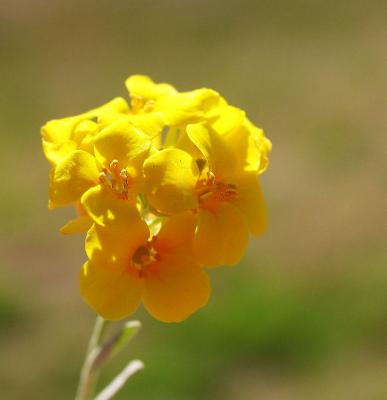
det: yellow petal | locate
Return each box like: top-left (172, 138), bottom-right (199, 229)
top-left (210, 105), bottom-right (246, 135)
top-left (98, 111), bottom-right (164, 137)
top-left (193, 203), bottom-right (249, 267)
top-left (48, 150), bottom-right (99, 208)
top-left (72, 120), bottom-right (99, 153)
top-left (80, 261), bottom-right (142, 321)
top-left (85, 221), bottom-right (149, 268)
top-left (96, 97), bottom-right (129, 115)
top-left (94, 119), bottom-right (151, 168)
top-left (233, 174), bottom-right (267, 236)
top-left (60, 215), bottom-right (93, 235)
top-left (192, 209), bottom-right (219, 266)
top-left (185, 124), bottom-right (236, 179)
top-left (41, 117), bottom-right (79, 165)
top-left (155, 88), bottom-right (220, 126)
top-left (42, 139), bottom-right (78, 166)
top-left (41, 97), bottom-right (129, 165)
top-left (143, 253), bottom-right (210, 322)
top-left (143, 148), bottom-right (199, 215)
top-left (155, 212), bottom-right (196, 253)
top-left (175, 129), bottom-right (204, 163)
top-left (225, 119), bottom-right (272, 174)
top-left (125, 75), bottom-right (177, 100)
top-left (41, 98), bottom-right (128, 143)
top-left (127, 112), bottom-right (165, 138)
top-left (41, 116), bottom-right (80, 145)
top-left (81, 185), bottom-right (138, 227)
top-left (98, 112), bottom-right (164, 149)
top-left (185, 124), bottom-right (212, 166)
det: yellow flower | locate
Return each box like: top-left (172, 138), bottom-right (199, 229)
top-left (154, 88), bottom-right (222, 127)
top-left (126, 75), bottom-right (222, 128)
top-left (97, 111), bottom-right (165, 149)
top-left (95, 75), bottom-right (177, 149)
top-left (79, 212), bottom-right (210, 322)
top-left (143, 120), bottom-right (270, 266)
top-left (125, 75), bottom-right (177, 113)
top-left (41, 97), bottom-right (129, 165)
top-left (49, 119), bottom-right (152, 233)
top-left (42, 74), bottom-right (271, 322)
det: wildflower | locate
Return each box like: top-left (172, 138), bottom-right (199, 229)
top-left (143, 119), bottom-right (270, 266)
top-left (49, 119), bottom-right (152, 233)
top-left (80, 212), bottom-right (210, 322)
top-left (41, 97), bottom-right (129, 165)
top-left (125, 75), bottom-right (177, 113)
top-left (42, 74), bottom-right (271, 322)
top-left (126, 75), bottom-right (222, 128)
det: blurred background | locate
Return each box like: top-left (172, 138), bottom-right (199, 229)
top-left (1, 0), bottom-right (387, 399)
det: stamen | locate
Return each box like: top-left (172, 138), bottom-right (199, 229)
top-left (131, 241), bottom-right (160, 274)
top-left (98, 161), bottom-right (131, 200)
top-left (120, 169), bottom-right (128, 179)
top-left (196, 176), bottom-right (238, 210)
top-left (207, 171), bottom-right (216, 184)
top-left (98, 172), bottom-right (107, 184)
top-left (110, 159), bottom-right (119, 170)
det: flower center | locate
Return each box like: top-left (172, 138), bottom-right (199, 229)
top-left (98, 159), bottom-right (132, 200)
top-left (196, 173), bottom-right (238, 211)
top-left (131, 238), bottom-right (160, 276)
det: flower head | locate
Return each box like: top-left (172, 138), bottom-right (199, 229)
top-left (143, 118), bottom-right (270, 266)
top-left (42, 75), bottom-right (271, 322)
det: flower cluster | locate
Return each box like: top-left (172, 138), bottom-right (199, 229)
top-left (42, 75), bottom-right (271, 323)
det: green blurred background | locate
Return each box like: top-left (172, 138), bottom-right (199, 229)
top-left (1, 1), bottom-right (387, 399)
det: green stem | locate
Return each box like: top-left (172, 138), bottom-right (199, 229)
top-left (75, 317), bottom-right (109, 400)
top-left (87, 317), bottom-right (108, 354)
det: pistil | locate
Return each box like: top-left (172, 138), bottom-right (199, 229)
top-left (131, 239), bottom-right (161, 277)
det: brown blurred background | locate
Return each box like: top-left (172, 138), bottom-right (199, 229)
top-left (1, 1), bottom-right (387, 399)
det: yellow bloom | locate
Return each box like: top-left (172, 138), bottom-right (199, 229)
top-left (98, 111), bottom-right (165, 149)
top-left (126, 75), bottom-right (223, 128)
top-left (42, 74), bottom-right (271, 322)
top-left (96, 75), bottom-right (178, 149)
top-left (80, 212), bottom-right (210, 322)
top-left (143, 120), bottom-right (270, 266)
top-left (49, 119), bottom-right (152, 233)
top-left (154, 88), bottom-right (222, 127)
top-left (41, 97), bottom-right (129, 165)
top-left (125, 75), bottom-right (177, 113)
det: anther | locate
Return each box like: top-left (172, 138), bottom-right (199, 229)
top-left (110, 159), bottom-right (119, 170)
top-left (120, 169), bottom-right (128, 179)
top-left (207, 171), bottom-right (216, 184)
top-left (98, 172), bottom-right (107, 184)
